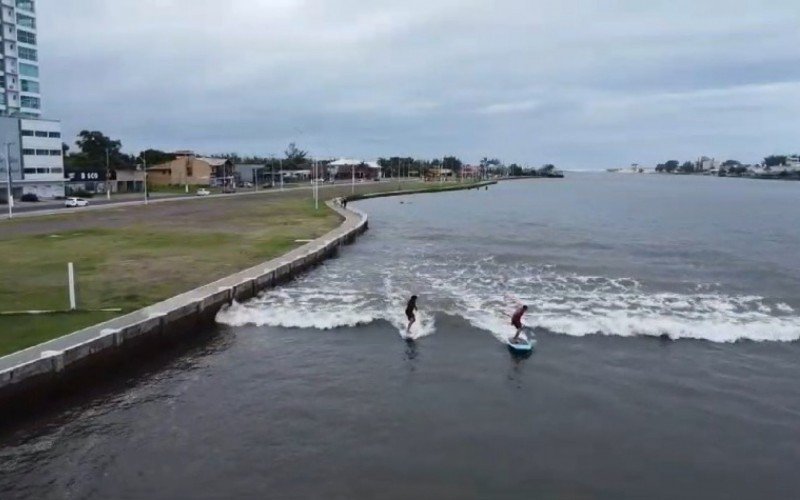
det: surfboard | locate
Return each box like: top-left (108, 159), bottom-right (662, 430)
top-left (507, 331), bottom-right (536, 352)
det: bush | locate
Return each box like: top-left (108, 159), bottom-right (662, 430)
top-left (20, 193), bottom-right (39, 202)
top-left (69, 190), bottom-right (95, 198)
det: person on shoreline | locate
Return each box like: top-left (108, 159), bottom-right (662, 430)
top-left (406, 295), bottom-right (418, 333)
top-left (510, 304), bottom-right (529, 343)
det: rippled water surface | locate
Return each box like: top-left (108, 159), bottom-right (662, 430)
top-left (3, 174), bottom-right (800, 499)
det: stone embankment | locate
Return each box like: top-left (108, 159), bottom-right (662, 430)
top-left (0, 182), bottom-right (495, 419)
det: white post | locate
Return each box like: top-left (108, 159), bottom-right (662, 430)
top-left (280, 159), bottom-right (284, 191)
top-left (68, 262), bottom-right (77, 310)
top-left (351, 163), bottom-right (355, 194)
top-left (106, 149), bottom-right (111, 200)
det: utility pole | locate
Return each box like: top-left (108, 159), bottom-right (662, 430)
top-left (106, 148), bottom-right (111, 200)
top-left (313, 160), bottom-right (319, 210)
top-left (141, 151), bottom-right (149, 205)
top-left (351, 162), bottom-right (355, 194)
top-left (4, 142), bottom-right (14, 219)
top-left (280, 159), bottom-right (284, 191)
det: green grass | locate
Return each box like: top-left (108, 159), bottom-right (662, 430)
top-left (0, 312), bottom-right (120, 356)
top-left (0, 180), bottom-right (483, 356)
top-left (0, 198), bottom-right (339, 356)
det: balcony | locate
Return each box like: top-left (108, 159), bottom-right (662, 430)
top-left (15, 1), bottom-right (34, 13)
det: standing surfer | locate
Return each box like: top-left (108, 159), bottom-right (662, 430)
top-left (406, 295), bottom-right (418, 333)
top-left (510, 304), bottom-right (529, 343)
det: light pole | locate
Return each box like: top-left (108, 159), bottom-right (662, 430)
top-left (105, 148), bottom-right (111, 200)
top-left (313, 160), bottom-right (319, 210)
top-left (141, 152), bottom-right (149, 205)
top-left (4, 142), bottom-right (14, 219)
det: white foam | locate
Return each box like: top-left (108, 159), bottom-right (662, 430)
top-left (215, 253), bottom-right (800, 344)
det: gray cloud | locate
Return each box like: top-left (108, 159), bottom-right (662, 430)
top-left (38, 0), bottom-right (800, 168)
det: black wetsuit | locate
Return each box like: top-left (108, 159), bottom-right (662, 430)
top-left (406, 298), bottom-right (417, 321)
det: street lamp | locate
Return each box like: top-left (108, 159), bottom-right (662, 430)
top-left (139, 152), bottom-right (149, 205)
top-left (4, 142), bottom-right (15, 219)
top-left (105, 148), bottom-right (112, 201)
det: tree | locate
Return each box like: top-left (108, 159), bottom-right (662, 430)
top-left (764, 155), bottom-right (787, 167)
top-left (284, 142), bottom-right (308, 166)
top-left (442, 156), bottom-right (462, 173)
top-left (140, 149), bottom-right (177, 167)
top-left (68, 130), bottom-right (134, 169)
top-left (76, 130), bottom-right (122, 159)
top-left (536, 164), bottom-right (555, 176)
top-left (508, 163), bottom-right (523, 176)
top-left (679, 161), bottom-right (695, 173)
top-left (663, 160), bottom-right (679, 173)
top-left (721, 159), bottom-right (741, 168)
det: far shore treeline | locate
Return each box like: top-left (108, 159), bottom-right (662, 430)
top-left (60, 130), bottom-right (561, 178)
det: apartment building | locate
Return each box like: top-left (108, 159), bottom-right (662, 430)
top-left (1, 0), bottom-right (41, 117)
top-left (0, 1), bottom-right (66, 200)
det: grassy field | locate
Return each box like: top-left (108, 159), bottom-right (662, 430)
top-left (0, 180), bottom-right (472, 356)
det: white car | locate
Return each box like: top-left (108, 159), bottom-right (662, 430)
top-left (196, 188), bottom-right (211, 196)
top-left (64, 197), bottom-right (89, 207)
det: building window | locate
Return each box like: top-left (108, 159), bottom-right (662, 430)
top-left (16, 1), bottom-right (35, 13)
top-left (17, 30), bottom-right (35, 45)
top-left (20, 95), bottom-right (40, 109)
top-left (22, 148), bottom-right (34, 155)
top-left (19, 63), bottom-right (38, 78)
top-left (49, 149), bottom-right (61, 156)
top-left (21, 130), bottom-right (33, 136)
top-left (16, 13), bottom-right (35, 29)
top-left (24, 167), bottom-right (35, 174)
top-left (18, 46), bottom-right (36, 61)
top-left (36, 167), bottom-right (48, 174)
top-left (48, 131), bottom-right (60, 138)
top-left (35, 149), bottom-right (47, 155)
top-left (21, 79), bottom-right (38, 92)
top-left (51, 168), bottom-right (63, 174)
top-left (34, 130), bottom-right (47, 137)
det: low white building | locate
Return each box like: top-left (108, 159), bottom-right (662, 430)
top-left (19, 118), bottom-right (65, 198)
top-left (0, 116), bottom-right (65, 201)
top-left (695, 156), bottom-right (718, 172)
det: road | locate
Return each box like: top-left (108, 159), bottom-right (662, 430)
top-left (1, 180), bottom-right (403, 220)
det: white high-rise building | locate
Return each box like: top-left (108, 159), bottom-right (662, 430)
top-left (0, 0), bottom-right (64, 202)
top-left (1, 0), bottom-right (41, 117)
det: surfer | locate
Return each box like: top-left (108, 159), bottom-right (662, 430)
top-left (405, 295), bottom-right (418, 333)
top-left (510, 305), bottom-right (528, 343)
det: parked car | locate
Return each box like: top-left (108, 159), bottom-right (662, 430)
top-left (65, 197), bottom-right (89, 207)
top-left (240, 182), bottom-right (253, 188)
top-left (20, 193), bottom-right (39, 202)
top-left (196, 188), bottom-right (211, 196)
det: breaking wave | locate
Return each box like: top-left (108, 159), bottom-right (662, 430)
top-left (216, 256), bottom-right (800, 344)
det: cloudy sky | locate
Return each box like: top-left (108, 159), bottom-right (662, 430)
top-left (39, 0), bottom-right (799, 168)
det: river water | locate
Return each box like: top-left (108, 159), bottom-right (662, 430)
top-left (2, 174), bottom-right (800, 499)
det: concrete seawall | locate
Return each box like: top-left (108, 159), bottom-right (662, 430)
top-left (0, 181), bottom-right (494, 419)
